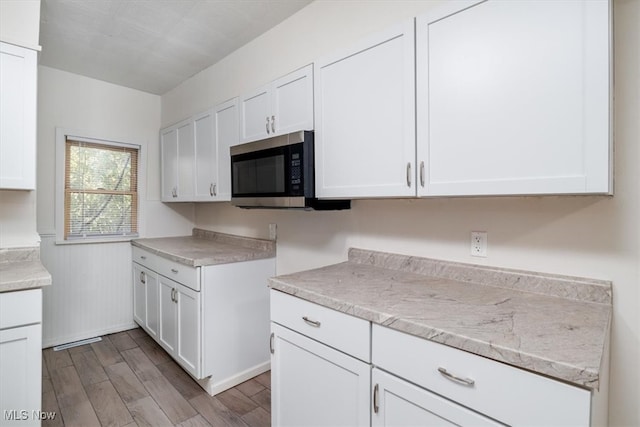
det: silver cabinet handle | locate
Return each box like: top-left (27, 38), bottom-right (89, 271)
top-left (170, 288), bottom-right (174, 302)
top-left (210, 183), bottom-right (214, 196)
top-left (266, 117), bottom-right (270, 134)
top-left (172, 187), bottom-right (177, 198)
top-left (140, 271), bottom-right (146, 284)
top-left (171, 288), bottom-right (178, 303)
top-left (269, 332), bottom-right (275, 354)
top-left (406, 163), bottom-right (412, 187)
top-left (373, 383), bottom-right (379, 414)
top-left (302, 316), bottom-right (321, 327)
top-left (140, 255), bottom-right (146, 260)
top-left (437, 367), bottom-right (475, 387)
top-left (171, 268), bottom-right (178, 274)
top-left (271, 115), bottom-right (275, 133)
top-left (420, 161), bottom-right (425, 188)
top-left (213, 183), bottom-right (217, 196)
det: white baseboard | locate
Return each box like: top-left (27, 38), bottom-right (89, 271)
top-left (42, 322), bottom-right (137, 349)
top-left (196, 360), bottom-right (271, 396)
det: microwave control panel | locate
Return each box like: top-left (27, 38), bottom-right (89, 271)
top-left (290, 152), bottom-right (302, 193)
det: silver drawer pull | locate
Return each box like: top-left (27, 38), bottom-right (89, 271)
top-left (373, 383), bottom-right (379, 414)
top-left (171, 268), bottom-right (178, 274)
top-left (270, 332), bottom-right (275, 354)
top-left (437, 367), bottom-right (475, 387)
top-left (302, 316), bottom-right (321, 328)
top-left (140, 255), bottom-right (147, 260)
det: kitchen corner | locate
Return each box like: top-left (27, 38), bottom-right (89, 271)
top-left (130, 228), bottom-right (276, 396)
top-left (0, 246), bottom-right (51, 426)
top-left (269, 248), bottom-right (612, 425)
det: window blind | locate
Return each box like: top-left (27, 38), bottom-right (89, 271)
top-left (64, 138), bottom-right (139, 239)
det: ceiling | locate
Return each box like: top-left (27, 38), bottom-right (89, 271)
top-left (39, 0), bottom-right (313, 95)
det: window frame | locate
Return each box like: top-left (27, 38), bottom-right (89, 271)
top-left (55, 128), bottom-right (144, 244)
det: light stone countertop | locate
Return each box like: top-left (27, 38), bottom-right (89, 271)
top-left (268, 248), bottom-right (612, 390)
top-left (0, 247), bottom-right (52, 293)
top-left (131, 228), bottom-right (276, 267)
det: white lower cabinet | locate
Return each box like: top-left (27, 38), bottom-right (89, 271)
top-left (158, 275), bottom-right (201, 377)
top-left (271, 292), bottom-right (601, 427)
top-left (271, 324), bottom-right (370, 427)
top-left (0, 289), bottom-right (42, 426)
top-left (133, 262), bottom-right (159, 338)
top-left (372, 368), bottom-right (501, 427)
top-left (133, 246), bottom-right (275, 395)
top-left (373, 324), bottom-right (592, 427)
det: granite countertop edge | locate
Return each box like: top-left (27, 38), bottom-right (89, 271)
top-left (131, 228), bottom-right (276, 267)
top-left (268, 249), bottom-right (612, 391)
top-left (0, 247), bottom-right (52, 293)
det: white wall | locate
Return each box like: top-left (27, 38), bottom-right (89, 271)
top-left (0, 0), bottom-right (40, 249)
top-left (0, 0), bottom-right (40, 49)
top-left (162, 1), bottom-right (640, 425)
top-left (0, 191), bottom-right (39, 248)
top-left (37, 66), bottom-right (194, 346)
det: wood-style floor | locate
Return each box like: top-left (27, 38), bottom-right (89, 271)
top-left (42, 327), bottom-right (271, 427)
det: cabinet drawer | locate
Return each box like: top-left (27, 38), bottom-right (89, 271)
top-left (132, 247), bottom-right (158, 271)
top-left (372, 325), bottom-right (590, 426)
top-left (133, 247), bottom-right (199, 291)
top-left (270, 290), bottom-right (370, 362)
top-left (155, 257), bottom-right (199, 291)
top-left (0, 289), bottom-right (42, 329)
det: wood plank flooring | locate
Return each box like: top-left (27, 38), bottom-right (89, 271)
top-left (42, 328), bottom-right (271, 427)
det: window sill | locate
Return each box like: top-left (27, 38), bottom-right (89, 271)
top-left (55, 235), bottom-right (139, 246)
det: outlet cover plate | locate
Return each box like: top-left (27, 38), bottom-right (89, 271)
top-left (471, 231), bottom-right (487, 257)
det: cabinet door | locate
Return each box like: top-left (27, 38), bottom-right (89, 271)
top-left (315, 21), bottom-right (416, 199)
top-left (0, 43), bottom-right (37, 190)
top-left (0, 324), bottom-right (42, 426)
top-left (416, 0), bottom-right (611, 196)
top-left (145, 270), bottom-right (159, 338)
top-left (160, 127), bottom-right (178, 201)
top-left (159, 276), bottom-right (177, 354)
top-left (271, 64), bottom-right (313, 136)
top-left (194, 109), bottom-right (217, 200)
top-left (213, 98), bottom-right (238, 200)
top-left (176, 121), bottom-right (195, 200)
top-left (175, 283), bottom-right (201, 378)
top-left (271, 323), bottom-right (370, 427)
top-left (132, 263), bottom-right (147, 327)
top-left (240, 84), bottom-right (271, 143)
top-left (372, 368), bottom-right (502, 427)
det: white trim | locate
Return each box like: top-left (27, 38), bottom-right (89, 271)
top-left (55, 127), bottom-right (145, 244)
top-left (64, 134), bottom-right (140, 150)
top-left (42, 322), bottom-right (137, 349)
top-left (195, 361), bottom-right (271, 396)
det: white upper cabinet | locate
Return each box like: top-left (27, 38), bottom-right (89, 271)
top-left (161, 120), bottom-right (195, 201)
top-left (416, 0), bottom-right (611, 196)
top-left (239, 64), bottom-right (313, 143)
top-left (0, 42), bottom-right (37, 190)
top-left (162, 98), bottom-right (237, 203)
top-left (212, 98), bottom-right (238, 200)
top-left (314, 21), bottom-right (416, 199)
top-left (194, 109), bottom-right (217, 201)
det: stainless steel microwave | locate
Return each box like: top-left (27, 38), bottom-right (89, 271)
top-left (230, 131), bottom-right (350, 210)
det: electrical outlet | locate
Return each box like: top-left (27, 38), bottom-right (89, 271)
top-left (269, 223), bottom-right (277, 241)
top-left (470, 231), bottom-right (488, 257)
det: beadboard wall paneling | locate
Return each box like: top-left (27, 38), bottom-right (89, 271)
top-left (39, 235), bottom-right (136, 348)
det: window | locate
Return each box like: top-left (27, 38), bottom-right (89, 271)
top-left (58, 133), bottom-right (140, 241)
